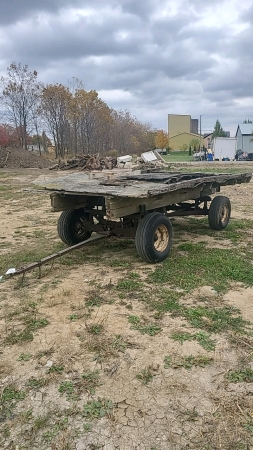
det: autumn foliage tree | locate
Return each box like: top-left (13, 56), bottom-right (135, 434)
top-left (40, 84), bottom-right (153, 157)
top-left (0, 63), bottom-right (157, 157)
top-left (0, 124), bottom-right (21, 147)
top-left (155, 130), bottom-right (169, 150)
top-left (109, 110), bottom-right (153, 156)
top-left (40, 84), bottom-right (72, 158)
top-left (68, 89), bottom-right (112, 154)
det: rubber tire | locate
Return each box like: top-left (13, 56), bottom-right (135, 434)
top-left (57, 209), bottom-right (92, 245)
top-left (208, 196), bottom-right (231, 230)
top-left (135, 212), bottom-right (173, 263)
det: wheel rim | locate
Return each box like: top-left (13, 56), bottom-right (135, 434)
top-left (154, 224), bottom-right (170, 252)
top-left (74, 217), bottom-right (89, 238)
top-left (220, 204), bottom-right (230, 224)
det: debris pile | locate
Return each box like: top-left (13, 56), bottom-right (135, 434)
top-left (137, 158), bottom-right (168, 170)
top-left (0, 147), bottom-right (53, 169)
top-left (136, 150), bottom-right (168, 171)
top-left (48, 150), bottom-right (168, 173)
top-left (49, 154), bottom-right (117, 171)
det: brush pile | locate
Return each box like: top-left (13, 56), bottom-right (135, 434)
top-left (49, 154), bottom-right (117, 171)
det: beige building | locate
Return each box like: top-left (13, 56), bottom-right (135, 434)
top-left (169, 132), bottom-right (203, 151)
top-left (203, 133), bottom-right (213, 149)
top-left (168, 114), bottom-right (191, 137)
top-left (168, 114), bottom-right (203, 150)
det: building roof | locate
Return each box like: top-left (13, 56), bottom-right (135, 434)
top-left (212, 137), bottom-right (236, 141)
top-left (169, 132), bottom-right (200, 140)
top-left (236, 124), bottom-right (253, 136)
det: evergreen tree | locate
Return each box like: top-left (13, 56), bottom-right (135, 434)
top-left (213, 119), bottom-right (226, 138)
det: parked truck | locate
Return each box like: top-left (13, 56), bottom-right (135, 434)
top-left (212, 137), bottom-right (237, 161)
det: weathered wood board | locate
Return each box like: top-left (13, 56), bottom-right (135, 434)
top-left (35, 171), bottom-right (252, 199)
top-left (35, 171), bottom-right (252, 219)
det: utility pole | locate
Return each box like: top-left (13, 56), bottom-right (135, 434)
top-left (199, 115), bottom-right (202, 159)
top-left (199, 115), bottom-right (202, 149)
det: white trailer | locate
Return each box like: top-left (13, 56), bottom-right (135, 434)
top-left (212, 137), bottom-right (237, 160)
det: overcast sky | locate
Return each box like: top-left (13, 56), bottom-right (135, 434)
top-left (0, 0), bottom-right (253, 136)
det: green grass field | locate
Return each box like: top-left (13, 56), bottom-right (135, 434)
top-left (163, 151), bottom-right (193, 162)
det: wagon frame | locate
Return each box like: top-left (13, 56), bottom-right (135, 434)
top-left (36, 170), bottom-right (252, 263)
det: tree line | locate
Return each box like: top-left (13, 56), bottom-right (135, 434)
top-left (0, 62), bottom-right (167, 157)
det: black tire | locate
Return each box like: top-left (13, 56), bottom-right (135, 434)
top-left (135, 212), bottom-right (173, 263)
top-left (57, 209), bottom-right (92, 245)
top-left (208, 196), bottom-right (231, 230)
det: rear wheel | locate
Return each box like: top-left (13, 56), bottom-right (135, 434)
top-left (208, 196), bottom-right (231, 230)
top-left (57, 209), bottom-right (92, 245)
top-left (135, 212), bottom-right (173, 263)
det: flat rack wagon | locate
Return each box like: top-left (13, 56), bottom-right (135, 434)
top-left (36, 170), bottom-right (252, 264)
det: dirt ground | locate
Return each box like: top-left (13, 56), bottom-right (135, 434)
top-left (0, 164), bottom-right (253, 450)
top-left (0, 147), bottom-right (54, 169)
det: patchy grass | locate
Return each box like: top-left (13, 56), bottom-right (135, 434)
top-left (116, 278), bottom-right (143, 292)
top-left (128, 315), bottom-right (162, 336)
top-left (226, 367), bottom-right (253, 383)
top-left (1, 168), bottom-right (253, 449)
top-left (171, 331), bottom-right (216, 351)
top-left (136, 367), bottom-right (155, 384)
top-left (4, 328), bottom-right (34, 345)
top-left (0, 241), bottom-right (65, 274)
top-left (58, 381), bottom-right (75, 399)
top-left (24, 316), bottom-right (49, 330)
top-left (86, 323), bottom-right (104, 335)
top-left (142, 288), bottom-right (182, 315)
top-left (164, 354), bottom-right (213, 369)
top-left (80, 332), bottom-right (134, 363)
top-left (149, 243), bottom-right (253, 292)
top-left (111, 334), bottom-right (129, 352)
top-left (47, 364), bottom-right (64, 374)
top-left (0, 385), bottom-right (26, 421)
top-left (80, 370), bottom-right (101, 394)
top-left (184, 217), bottom-right (253, 243)
top-left (183, 305), bottom-right (249, 333)
top-left (17, 353), bottom-right (32, 361)
top-left (26, 377), bottom-right (45, 389)
top-left (110, 259), bottom-right (131, 268)
top-left (85, 291), bottom-right (115, 307)
top-left (83, 398), bottom-right (114, 420)
top-left (4, 313), bottom-right (49, 345)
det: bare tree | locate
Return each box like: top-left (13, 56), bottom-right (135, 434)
top-left (0, 62), bottom-right (41, 149)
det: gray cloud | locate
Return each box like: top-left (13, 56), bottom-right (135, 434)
top-left (0, 0), bottom-right (253, 135)
top-left (0, 0), bottom-right (99, 24)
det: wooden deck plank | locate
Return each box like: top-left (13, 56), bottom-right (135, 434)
top-left (106, 186), bottom-right (203, 219)
top-left (35, 171), bottom-right (252, 199)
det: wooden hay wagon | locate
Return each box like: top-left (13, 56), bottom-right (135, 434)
top-left (37, 171), bottom-right (252, 264)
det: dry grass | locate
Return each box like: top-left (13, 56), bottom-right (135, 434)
top-left (1, 168), bottom-right (253, 449)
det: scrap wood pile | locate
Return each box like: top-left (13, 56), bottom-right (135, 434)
top-left (49, 154), bottom-right (117, 171)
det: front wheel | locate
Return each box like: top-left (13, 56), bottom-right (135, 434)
top-left (135, 212), bottom-right (173, 263)
top-left (57, 209), bottom-right (92, 245)
top-left (208, 196), bottom-right (231, 230)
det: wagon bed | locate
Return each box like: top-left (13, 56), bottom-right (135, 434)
top-left (35, 170), bottom-right (252, 263)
